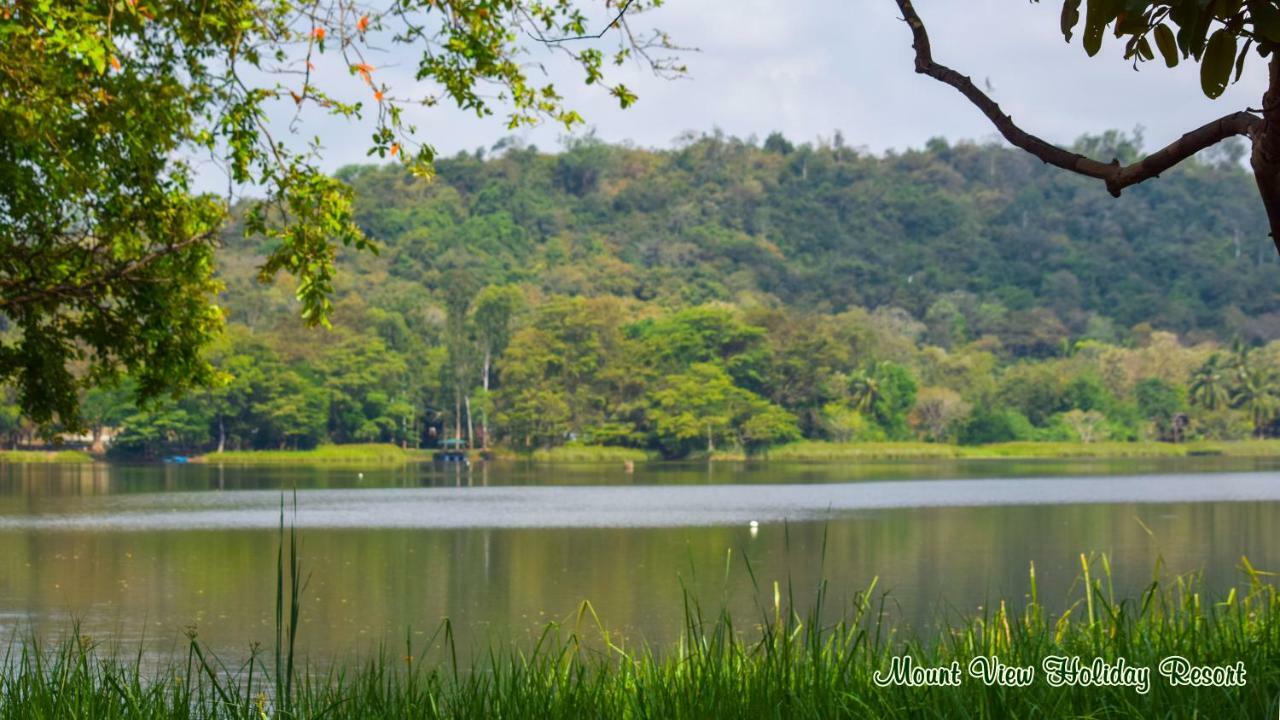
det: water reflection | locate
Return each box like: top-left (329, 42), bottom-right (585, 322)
top-left (0, 460), bottom-right (1276, 663)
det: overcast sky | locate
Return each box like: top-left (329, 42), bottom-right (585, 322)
top-left (196, 0), bottom-right (1268, 190)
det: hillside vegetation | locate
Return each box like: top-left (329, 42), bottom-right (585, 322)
top-left (4, 132), bottom-right (1278, 458)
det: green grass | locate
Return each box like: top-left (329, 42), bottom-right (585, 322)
top-left (196, 443), bottom-right (413, 465)
top-left (755, 439), bottom-right (1280, 461)
top-left (3, 505), bottom-right (1278, 719)
top-left (0, 449), bottom-right (93, 464)
top-left (1198, 439), bottom-right (1280, 457)
top-left (181, 439), bottom-right (1280, 466)
top-left (528, 445), bottom-right (654, 463)
top-left (959, 441), bottom-right (1192, 459)
top-left (754, 441), bottom-right (963, 461)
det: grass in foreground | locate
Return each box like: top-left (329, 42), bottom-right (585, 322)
top-left (0, 449), bottom-right (92, 464)
top-left (195, 443), bottom-right (413, 465)
top-left (4, 534), bottom-right (1278, 718)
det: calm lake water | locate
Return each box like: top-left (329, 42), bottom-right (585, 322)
top-left (1, 457), bottom-right (1279, 663)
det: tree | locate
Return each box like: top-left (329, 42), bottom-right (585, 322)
top-left (440, 256), bottom-right (482, 446)
top-left (111, 399), bottom-right (212, 457)
top-left (909, 386), bottom-right (971, 442)
top-left (81, 384), bottom-right (134, 453)
top-left (0, 386), bottom-right (22, 449)
top-left (1061, 409), bottom-right (1108, 443)
top-left (2, 0), bottom-right (678, 427)
top-left (1136, 378), bottom-right (1189, 441)
top-left (959, 406), bottom-right (1035, 445)
top-left (820, 401), bottom-right (879, 443)
top-left (320, 335), bottom-right (412, 445)
top-left (1190, 353), bottom-right (1232, 410)
top-left (848, 372), bottom-right (882, 415)
top-left (472, 285), bottom-right (525, 449)
top-left (494, 297), bottom-right (636, 447)
top-left (891, 0), bottom-right (1280, 249)
top-left (647, 363), bottom-right (797, 457)
top-left (858, 362), bottom-right (919, 439)
top-left (1227, 344), bottom-right (1280, 436)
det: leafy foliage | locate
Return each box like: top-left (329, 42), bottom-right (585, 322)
top-left (1052, 0), bottom-right (1278, 98)
top-left (0, 0), bottom-right (679, 426)
top-left (8, 134), bottom-right (1280, 456)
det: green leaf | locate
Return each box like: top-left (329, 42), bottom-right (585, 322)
top-left (1154, 23), bottom-right (1179, 67)
top-left (1137, 36), bottom-right (1154, 61)
top-left (1248, 0), bottom-right (1280, 43)
top-left (1235, 38), bottom-right (1252, 81)
top-left (1082, 0), bottom-right (1117, 56)
top-left (1201, 29), bottom-right (1238, 98)
top-left (1182, 6), bottom-right (1215, 57)
top-left (1061, 0), bottom-right (1083, 41)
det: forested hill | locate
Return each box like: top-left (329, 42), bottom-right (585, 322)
top-left (226, 131), bottom-right (1277, 345)
top-left (46, 131), bottom-right (1280, 457)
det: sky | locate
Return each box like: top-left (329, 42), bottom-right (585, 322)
top-left (196, 0), bottom-right (1269, 190)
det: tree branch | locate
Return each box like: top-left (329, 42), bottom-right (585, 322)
top-left (0, 233), bottom-right (214, 311)
top-left (894, 0), bottom-right (1260, 198)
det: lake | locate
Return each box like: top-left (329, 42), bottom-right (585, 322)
top-left (1, 457), bottom-right (1278, 664)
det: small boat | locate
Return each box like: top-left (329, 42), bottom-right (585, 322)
top-left (433, 438), bottom-right (468, 463)
top-left (163, 456), bottom-right (189, 464)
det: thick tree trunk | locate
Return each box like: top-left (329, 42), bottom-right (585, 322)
top-left (1253, 57), bottom-right (1280, 255)
top-left (216, 415), bottom-right (226, 454)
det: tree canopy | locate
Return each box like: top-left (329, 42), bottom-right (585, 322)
top-left (7, 134), bottom-right (1280, 457)
top-left (0, 0), bottom-right (677, 427)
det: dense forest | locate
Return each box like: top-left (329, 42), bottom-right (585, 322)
top-left (4, 131), bottom-right (1280, 456)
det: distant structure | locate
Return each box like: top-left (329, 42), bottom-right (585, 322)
top-left (433, 438), bottom-right (468, 463)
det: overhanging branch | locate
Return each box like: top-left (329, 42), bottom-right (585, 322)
top-left (0, 233), bottom-right (213, 311)
top-left (894, 0), bottom-right (1260, 197)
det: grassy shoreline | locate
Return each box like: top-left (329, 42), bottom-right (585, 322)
top-left (0, 449), bottom-right (93, 464)
top-left (162, 439), bottom-right (1280, 466)
top-left (731, 439), bottom-right (1280, 462)
top-left (192, 443), bottom-right (419, 465)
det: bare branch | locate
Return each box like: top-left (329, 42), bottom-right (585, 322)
top-left (535, 0), bottom-right (635, 44)
top-left (894, 0), bottom-right (1260, 198)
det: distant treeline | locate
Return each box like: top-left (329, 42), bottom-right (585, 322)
top-left (2, 131), bottom-right (1278, 456)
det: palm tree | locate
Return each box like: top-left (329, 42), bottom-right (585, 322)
top-left (848, 369), bottom-right (881, 414)
top-left (1189, 354), bottom-right (1230, 411)
top-left (1231, 364), bottom-right (1280, 439)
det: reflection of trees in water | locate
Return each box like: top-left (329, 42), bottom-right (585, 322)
top-left (0, 465), bottom-right (1278, 664)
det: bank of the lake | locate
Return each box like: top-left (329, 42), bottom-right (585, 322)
top-left (0, 449), bottom-right (92, 464)
top-left (730, 439), bottom-right (1280, 462)
top-left (191, 443), bottom-right (423, 465)
top-left (171, 439), bottom-right (1280, 466)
